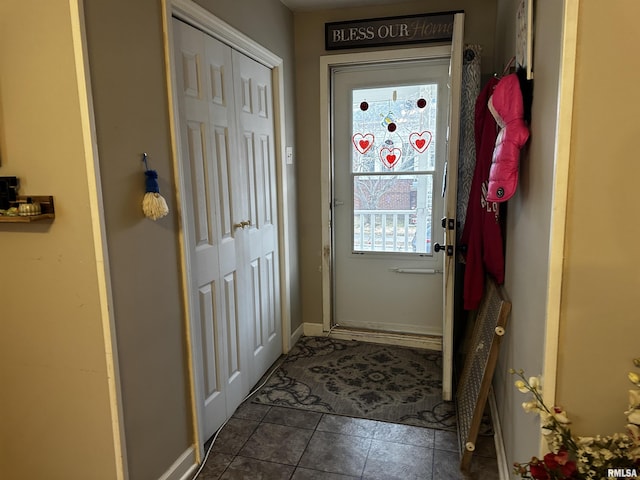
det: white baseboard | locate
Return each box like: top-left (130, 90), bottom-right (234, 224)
top-left (301, 322), bottom-right (442, 351)
top-left (337, 320), bottom-right (442, 337)
top-left (488, 387), bottom-right (509, 480)
top-left (302, 322), bottom-right (324, 337)
top-left (157, 446), bottom-right (197, 480)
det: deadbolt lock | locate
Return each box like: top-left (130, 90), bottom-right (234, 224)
top-left (440, 217), bottom-right (456, 230)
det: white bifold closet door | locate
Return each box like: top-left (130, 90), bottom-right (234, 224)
top-left (172, 17), bottom-right (282, 442)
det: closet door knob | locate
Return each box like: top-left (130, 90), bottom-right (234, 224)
top-left (241, 220), bottom-right (251, 227)
top-left (233, 222), bottom-right (244, 230)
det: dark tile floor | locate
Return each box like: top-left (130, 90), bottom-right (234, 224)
top-left (196, 401), bottom-right (500, 479)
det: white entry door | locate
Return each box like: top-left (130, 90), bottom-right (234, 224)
top-left (171, 17), bottom-right (282, 442)
top-left (331, 13), bottom-right (463, 401)
top-left (333, 59), bottom-right (450, 337)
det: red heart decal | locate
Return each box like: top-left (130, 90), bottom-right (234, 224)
top-left (379, 147), bottom-right (401, 168)
top-left (409, 131), bottom-right (433, 153)
top-left (352, 133), bottom-right (375, 154)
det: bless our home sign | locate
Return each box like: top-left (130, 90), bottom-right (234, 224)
top-left (325, 11), bottom-right (459, 50)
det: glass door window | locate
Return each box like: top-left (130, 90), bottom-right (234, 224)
top-left (350, 84), bottom-right (438, 254)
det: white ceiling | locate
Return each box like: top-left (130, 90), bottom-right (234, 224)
top-left (280, 0), bottom-right (411, 12)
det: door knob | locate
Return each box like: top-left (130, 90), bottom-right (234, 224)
top-left (234, 220), bottom-right (251, 229)
top-left (434, 243), bottom-right (454, 256)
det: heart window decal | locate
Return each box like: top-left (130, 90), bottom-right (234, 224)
top-left (352, 133), bottom-right (375, 154)
top-left (379, 147), bottom-right (402, 169)
top-left (409, 131), bottom-right (433, 153)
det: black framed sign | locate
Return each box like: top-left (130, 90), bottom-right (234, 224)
top-left (325, 11), bottom-right (461, 51)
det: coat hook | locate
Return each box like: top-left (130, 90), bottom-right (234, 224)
top-left (142, 152), bottom-right (149, 170)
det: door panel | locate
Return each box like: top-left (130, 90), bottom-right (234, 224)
top-left (223, 273), bottom-right (240, 381)
top-left (232, 50), bottom-right (282, 387)
top-left (173, 18), bottom-right (285, 441)
top-left (213, 126), bottom-right (233, 238)
top-left (249, 259), bottom-right (262, 352)
top-left (173, 18), bottom-right (234, 437)
top-left (333, 59), bottom-right (450, 336)
top-left (264, 253), bottom-right (277, 340)
top-left (198, 285), bottom-right (219, 399)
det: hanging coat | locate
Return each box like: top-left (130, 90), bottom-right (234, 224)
top-left (486, 73), bottom-right (530, 202)
top-left (460, 77), bottom-right (505, 310)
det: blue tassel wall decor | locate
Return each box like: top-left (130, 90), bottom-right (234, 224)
top-left (141, 153), bottom-right (169, 220)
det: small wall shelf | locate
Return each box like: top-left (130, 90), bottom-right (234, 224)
top-left (0, 195), bottom-right (55, 223)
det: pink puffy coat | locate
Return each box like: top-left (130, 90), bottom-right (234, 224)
top-left (486, 73), bottom-right (529, 202)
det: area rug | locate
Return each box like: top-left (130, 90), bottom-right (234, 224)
top-left (251, 335), bottom-right (459, 431)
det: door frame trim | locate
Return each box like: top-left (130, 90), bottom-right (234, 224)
top-left (540, 0), bottom-right (579, 453)
top-left (161, 0), bottom-right (292, 460)
top-left (71, 1), bottom-right (128, 477)
top-left (319, 46), bottom-right (451, 349)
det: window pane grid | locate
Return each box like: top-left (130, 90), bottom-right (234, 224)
top-left (352, 174), bottom-right (433, 254)
top-left (350, 82), bottom-right (437, 254)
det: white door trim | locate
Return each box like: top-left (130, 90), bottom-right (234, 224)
top-left (441, 12), bottom-right (464, 401)
top-left (161, 0), bottom-right (292, 460)
top-left (319, 46), bottom-right (452, 347)
top-left (70, 0), bottom-right (128, 477)
top-left (540, 0), bottom-right (579, 454)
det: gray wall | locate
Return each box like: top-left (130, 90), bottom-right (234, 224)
top-left (83, 1), bottom-right (191, 477)
top-left (83, 0), bottom-right (297, 477)
top-left (493, 0), bottom-right (561, 467)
